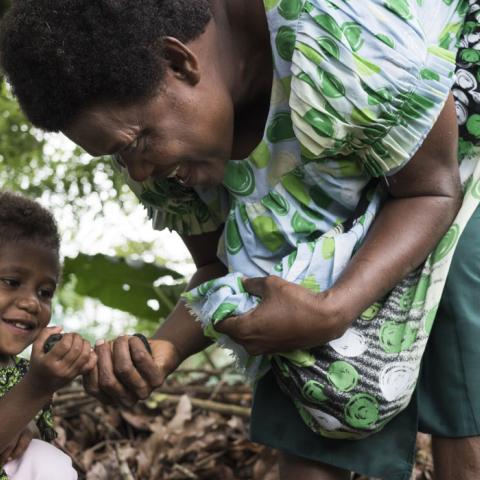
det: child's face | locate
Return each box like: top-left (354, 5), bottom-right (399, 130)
top-left (0, 241), bottom-right (58, 358)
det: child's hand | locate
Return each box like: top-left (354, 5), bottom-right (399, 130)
top-left (25, 326), bottom-right (97, 396)
top-left (0, 422), bottom-right (37, 465)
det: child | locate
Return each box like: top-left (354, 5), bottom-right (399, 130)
top-left (0, 191), bottom-right (96, 480)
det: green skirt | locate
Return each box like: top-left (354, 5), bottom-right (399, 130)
top-left (250, 205), bottom-right (480, 480)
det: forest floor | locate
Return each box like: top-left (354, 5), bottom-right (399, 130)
top-left (53, 368), bottom-right (433, 480)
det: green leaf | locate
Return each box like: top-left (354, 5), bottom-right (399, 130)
top-left (63, 253), bottom-right (186, 321)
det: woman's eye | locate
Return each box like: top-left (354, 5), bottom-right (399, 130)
top-left (124, 137), bottom-right (139, 152)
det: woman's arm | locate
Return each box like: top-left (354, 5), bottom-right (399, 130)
top-left (215, 95), bottom-right (461, 354)
top-left (330, 94), bottom-right (461, 323)
top-left (84, 227), bottom-right (227, 406)
top-left (152, 228), bottom-right (228, 362)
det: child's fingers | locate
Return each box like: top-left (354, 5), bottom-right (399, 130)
top-left (43, 332), bottom-right (75, 361)
top-left (0, 432), bottom-right (18, 466)
top-left (80, 350), bottom-right (97, 375)
top-left (51, 333), bottom-right (81, 364)
top-left (31, 326), bottom-right (63, 356)
top-left (70, 339), bottom-right (94, 374)
top-left (9, 429), bottom-right (32, 460)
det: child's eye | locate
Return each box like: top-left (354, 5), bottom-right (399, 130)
top-left (38, 288), bottom-right (55, 300)
top-left (1, 277), bottom-right (20, 288)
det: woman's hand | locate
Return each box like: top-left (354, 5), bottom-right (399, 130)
top-left (82, 337), bottom-right (180, 408)
top-left (0, 422), bottom-right (37, 465)
top-left (24, 327), bottom-right (97, 397)
top-left (214, 276), bottom-right (347, 356)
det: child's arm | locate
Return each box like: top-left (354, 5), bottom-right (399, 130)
top-left (0, 327), bottom-right (96, 453)
top-left (214, 95), bottom-right (461, 354)
top-left (0, 421), bottom-right (37, 466)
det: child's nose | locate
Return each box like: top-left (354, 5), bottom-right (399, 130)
top-left (15, 294), bottom-right (40, 314)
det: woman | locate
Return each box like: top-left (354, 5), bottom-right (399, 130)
top-left (1, 0), bottom-right (479, 478)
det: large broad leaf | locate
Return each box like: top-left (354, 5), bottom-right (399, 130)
top-left (0, 1), bottom-right (11, 17)
top-left (63, 253), bottom-right (186, 321)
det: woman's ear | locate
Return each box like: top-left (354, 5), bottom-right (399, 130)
top-left (163, 37), bottom-right (200, 85)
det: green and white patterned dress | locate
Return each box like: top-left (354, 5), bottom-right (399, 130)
top-left (0, 357), bottom-right (56, 480)
top-left (120, 0), bottom-right (480, 438)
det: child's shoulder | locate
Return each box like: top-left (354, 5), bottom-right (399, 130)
top-left (0, 357), bottom-right (29, 393)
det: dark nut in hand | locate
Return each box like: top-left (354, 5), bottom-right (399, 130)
top-left (43, 333), bottom-right (64, 353)
top-left (133, 333), bottom-right (152, 355)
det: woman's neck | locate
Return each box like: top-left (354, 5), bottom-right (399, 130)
top-left (215, 0), bottom-right (273, 108)
top-left (216, 0), bottom-right (274, 158)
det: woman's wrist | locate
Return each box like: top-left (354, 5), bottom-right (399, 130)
top-left (150, 338), bottom-right (183, 377)
top-left (313, 287), bottom-right (354, 342)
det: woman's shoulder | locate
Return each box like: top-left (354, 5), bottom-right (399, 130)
top-left (283, 0), bottom-right (465, 177)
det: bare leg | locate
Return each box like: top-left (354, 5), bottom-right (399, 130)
top-left (432, 436), bottom-right (480, 480)
top-left (278, 452), bottom-right (350, 480)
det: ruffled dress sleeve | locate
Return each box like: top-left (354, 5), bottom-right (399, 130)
top-left (288, 0), bottom-right (467, 177)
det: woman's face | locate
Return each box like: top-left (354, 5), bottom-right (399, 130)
top-left (64, 68), bottom-right (235, 187)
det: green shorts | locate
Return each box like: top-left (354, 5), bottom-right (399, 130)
top-left (250, 205), bottom-right (480, 480)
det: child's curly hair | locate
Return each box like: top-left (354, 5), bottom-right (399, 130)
top-left (0, 191), bottom-right (60, 260)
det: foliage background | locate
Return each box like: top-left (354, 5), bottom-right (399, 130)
top-left (0, 7), bottom-right (194, 343)
top-left (1, 76), bottom-right (193, 334)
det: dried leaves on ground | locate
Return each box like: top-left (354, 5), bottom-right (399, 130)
top-left (52, 370), bottom-right (434, 480)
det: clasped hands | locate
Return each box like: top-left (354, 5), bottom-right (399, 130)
top-left (83, 276), bottom-right (345, 407)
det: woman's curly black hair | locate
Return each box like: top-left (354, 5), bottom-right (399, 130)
top-left (0, 191), bottom-right (60, 262)
top-left (0, 0), bottom-right (212, 132)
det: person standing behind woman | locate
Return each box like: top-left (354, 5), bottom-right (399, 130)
top-left (1, 1), bottom-right (479, 479)
top-left (0, 192), bottom-right (97, 480)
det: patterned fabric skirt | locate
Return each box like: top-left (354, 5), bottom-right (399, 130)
top-left (251, 203), bottom-right (480, 479)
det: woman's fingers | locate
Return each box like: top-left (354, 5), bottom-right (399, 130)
top-left (82, 364), bottom-right (112, 405)
top-left (95, 340), bottom-right (137, 407)
top-left (112, 336), bottom-right (151, 400)
top-left (241, 277), bottom-right (267, 297)
top-left (84, 335), bottom-right (172, 406)
top-left (129, 336), bottom-right (166, 389)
